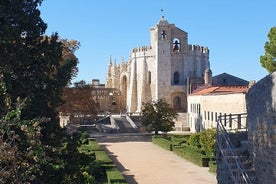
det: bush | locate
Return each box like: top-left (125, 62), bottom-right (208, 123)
top-left (188, 133), bottom-right (201, 148)
top-left (199, 129), bottom-right (216, 157)
top-left (187, 129), bottom-right (216, 157)
top-left (0, 120), bottom-right (46, 184)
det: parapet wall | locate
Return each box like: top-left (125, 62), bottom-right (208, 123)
top-left (188, 44), bottom-right (209, 55)
top-left (130, 46), bottom-right (154, 59)
top-left (132, 46), bottom-right (152, 53)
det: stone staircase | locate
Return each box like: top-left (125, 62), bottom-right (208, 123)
top-left (112, 116), bottom-right (138, 133)
top-left (216, 115), bottom-right (256, 184)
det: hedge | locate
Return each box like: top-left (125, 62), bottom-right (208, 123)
top-left (208, 160), bottom-right (217, 173)
top-left (106, 169), bottom-right (127, 184)
top-left (80, 139), bottom-right (127, 183)
top-left (173, 144), bottom-right (210, 167)
top-left (95, 151), bottom-right (113, 164)
top-left (152, 136), bottom-right (173, 151)
top-left (152, 135), bottom-right (215, 168)
top-left (79, 139), bottom-right (103, 153)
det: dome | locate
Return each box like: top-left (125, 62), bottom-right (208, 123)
top-left (158, 16), bottom-right (168, 25)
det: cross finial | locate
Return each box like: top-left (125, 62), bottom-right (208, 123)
top-left (161, 9), bottom-right (165, 18)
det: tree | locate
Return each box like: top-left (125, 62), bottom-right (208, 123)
top-left (0, 1), bottom-right (79, 120)
top-left (260, 27), bottom-right (276, 73)
top-left (0, 0), bottom-right (79, 152)
top-left (58, 87), bottom-right (98, 124)
top-left (0, 1), bottom-right (90, 183)
top-left (141, 99), bottom-right (178, 135)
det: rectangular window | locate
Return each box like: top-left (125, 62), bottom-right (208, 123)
top-left (199, 105), bottom-right (201, 114)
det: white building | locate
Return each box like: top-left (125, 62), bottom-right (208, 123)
top-left (188, 85), bottom-right (249, 132)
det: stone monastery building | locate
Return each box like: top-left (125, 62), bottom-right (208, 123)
top-left (105, 16), bottom-right (210, 113)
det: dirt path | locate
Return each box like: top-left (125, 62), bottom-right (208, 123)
top-left (97, 134), bottom-right (217, 184)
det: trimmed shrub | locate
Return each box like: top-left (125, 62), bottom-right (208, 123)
top-left (152, 136), bottom-right (173, 151)
top-left (106, 170), bottom-right (127, 184)
top-left (95, 151), bottom-right (113, 164)
top-left (173, 144), bottom-right (210, 167)
top-left (170, 135), bottom-right (190, 145)
top-left (208, 160), bottom-right (217, 173)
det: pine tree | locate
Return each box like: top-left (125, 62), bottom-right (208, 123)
top-left (260, 27), bottom-right (276, 73)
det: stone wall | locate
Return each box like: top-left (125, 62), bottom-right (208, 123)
top-left (246, 72), bottom-right (276, 184)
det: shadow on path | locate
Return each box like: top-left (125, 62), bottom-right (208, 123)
top-left (97, 134), bottom-right (152, 184)
top-left (96, 133), bottom-right (152, 143)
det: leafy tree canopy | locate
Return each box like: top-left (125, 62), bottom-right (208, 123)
top-left (0, 0), bottom-right (79, 120)
top-left (141, 99), bottom-right (178, 135)
top-left (260, 27), bottom-right (276, 73)
top-left (58, 87), bottom-right (98, 123)
top-left (0, 1), bottom-right (94, 183)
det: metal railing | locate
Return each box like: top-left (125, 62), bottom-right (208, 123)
top-left (216, 114), bottom-right (253, 184)
top-left (218, 113), bottom-right (248, 131)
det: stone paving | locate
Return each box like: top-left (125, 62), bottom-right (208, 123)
top-left (97, 134), bottom-right (217, 184)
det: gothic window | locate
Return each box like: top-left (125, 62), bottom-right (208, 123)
top-left (173, 71), bottom-right (180, 84)
top-left (173, 38), bottom-right (180, 52)
top-left (161, 30), bottom-right (167, 40)
top-left (173, 96), bottom-right (181, 110)
top-left (148, 71), bottom-right (151, 84)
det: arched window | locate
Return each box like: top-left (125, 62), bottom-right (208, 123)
top-left (173, 38), bottom-right (180, 52)
top-left (174, 71), bottom-right (180, 84)
top-left (173, 96), bottom-right (181, 110)
top-left (161, 30), bottom-right (167, 40)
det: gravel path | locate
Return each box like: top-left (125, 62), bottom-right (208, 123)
top-left (97, 134), bottom-right (217, 184)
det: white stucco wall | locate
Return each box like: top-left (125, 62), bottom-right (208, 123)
top-left (188, 93), bottom-right (247, 132)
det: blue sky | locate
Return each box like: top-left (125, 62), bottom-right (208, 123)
top-left (39, 0), bottom-right (275, 84)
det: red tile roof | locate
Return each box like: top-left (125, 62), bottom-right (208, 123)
top-left (189, 85), bottom-right (249, 96)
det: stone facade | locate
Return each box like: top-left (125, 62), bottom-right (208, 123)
top-left (246, 72), bottom-right (276, 184)
top-left (105, 16), bottom-right (210, 113)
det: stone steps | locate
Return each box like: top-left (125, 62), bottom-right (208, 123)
top-left (113, 117), bottom-right (137, 133)
top-left (220, 145), bottom-right (256, 184)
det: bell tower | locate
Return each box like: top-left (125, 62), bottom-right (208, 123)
top-left (150, 16), bottom-right (174, 101)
